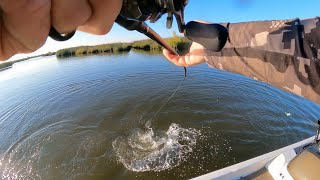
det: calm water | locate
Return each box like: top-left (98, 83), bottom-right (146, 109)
top-left (0, 52), bottom-right (319, 179)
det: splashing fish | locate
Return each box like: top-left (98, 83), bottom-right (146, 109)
top-left (112, 123), bottom-right (200, 172)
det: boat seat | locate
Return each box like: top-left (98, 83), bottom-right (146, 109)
top-left (240, 167), bottom-right (273, 180)
top-left (288, 149), bottom-right (320, 180)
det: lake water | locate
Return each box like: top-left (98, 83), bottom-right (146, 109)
top-left (0, 52), bottom-right (319, 179)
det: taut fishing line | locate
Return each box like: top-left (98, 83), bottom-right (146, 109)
top-left (147, 19), bottom-right (187, 122)
top-left (147, 68), bottom-right (186, 122)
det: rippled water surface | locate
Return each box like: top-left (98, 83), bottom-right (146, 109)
top-left (0, 52), bottom-right (319, 179)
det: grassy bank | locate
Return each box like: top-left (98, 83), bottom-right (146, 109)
top-left (14, 52), bottom-right (56, 63)
top-left (56, 35), bottom-right (192, 58)
top-left (132, 35), bottom-right (191, 54)
top-left (0, 52), bottom-right (56, 71)
top-left (0, 61), bottom-right (13, 70)
top-left (56, 43), bottom-right (132, 58)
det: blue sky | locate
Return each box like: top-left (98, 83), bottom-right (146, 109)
top-left (9, 0), bottom-right (320, 60)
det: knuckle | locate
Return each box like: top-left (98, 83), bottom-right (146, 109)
top-left (52, 0), bottom-right (92, 34)
top-left (82, 22), bottom-right (114, 35)
top-left (94, 24), bottom-right (113, 35)
top-left (93, 29), bottom-right (108, 35)
top-left (24, 34), bottom-right (47, 53)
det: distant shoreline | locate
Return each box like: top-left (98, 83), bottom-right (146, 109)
top-left (0, 35), bottom-right (191, 70)
top-left (56, 36), bottom-right (191, 58)
top-left (0, 52), bottom-right (56, 71)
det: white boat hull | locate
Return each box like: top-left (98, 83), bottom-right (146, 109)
top-left (192, 136), bottom-right (315, 180)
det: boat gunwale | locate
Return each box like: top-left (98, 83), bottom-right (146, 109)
top-left (191, 136), bottom-right (315, 180)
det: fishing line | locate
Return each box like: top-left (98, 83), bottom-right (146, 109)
top-left (147, 19), bottom-right (187, 122)
top-left (158, 18), bottom-right (187, 79)
top-left (147, 69), bottom-right (186, 122)
top-left (160, 18), bottom-right (181, 54)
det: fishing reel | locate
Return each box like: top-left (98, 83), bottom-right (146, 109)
top-left (117, 0), bottom-right (228, 52)
top-left (119, 0), bottom-right (188, 32)
top-left (50, 0), bottom-right (228, 53)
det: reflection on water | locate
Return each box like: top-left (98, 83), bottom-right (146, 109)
top-left (0, 52), bottom-right (319, 179)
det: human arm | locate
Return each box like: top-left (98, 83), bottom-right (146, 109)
top-left (0, 0), bottom-right (122, 61)
top-left (163, 18), bottom-right (320, 104)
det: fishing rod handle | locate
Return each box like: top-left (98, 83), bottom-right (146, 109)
top-left (184, 21), bottom-right (229, 52)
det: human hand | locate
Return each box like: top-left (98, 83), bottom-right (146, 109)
top-left (0, 0), bottom-right (123, 60)
top-left (163, 42), bottom-right (206, 67)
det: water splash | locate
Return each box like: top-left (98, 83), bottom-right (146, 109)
top-left (112, 123), bottom-right (201, 172)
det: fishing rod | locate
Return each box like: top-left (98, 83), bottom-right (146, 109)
top-left (48, 0), bottom-right (230, 125)
top-left (49, 0), bottom-right (229, 55)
